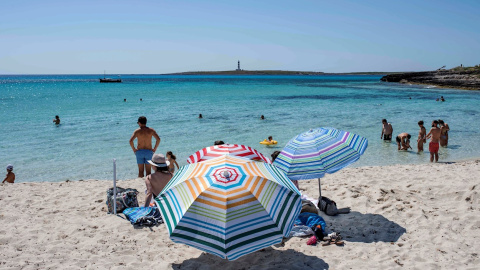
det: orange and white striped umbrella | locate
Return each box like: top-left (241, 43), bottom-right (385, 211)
top-left (155, 155), bottom-right (301, 260)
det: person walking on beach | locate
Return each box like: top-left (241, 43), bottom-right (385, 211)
top-left (381, 119), bottom-right (393, 141)
top-left (426, 120), bottom-right (441, 162)
top-left (417, 121), bottom-right (427, 152)
top-left (166, 151), bottom-right (180, 174)
top-left (129, 116), bottom-right (161, 178)
top-left (2, 164), bottom-right (15, 184)
top-left (144, 154), bottom-right (172, 207)
top-left (53, 115), bottom-right (60, 125)
top-left (438, 119), bottom-right (450, 147)
top-left (396, 133), bottom-right (412, 151)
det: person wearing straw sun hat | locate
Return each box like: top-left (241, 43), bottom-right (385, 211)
top-left (144, 154), bottom-right (172, 207)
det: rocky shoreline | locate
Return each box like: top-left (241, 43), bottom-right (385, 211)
top-left (380, 69), bottom-right (480, 90)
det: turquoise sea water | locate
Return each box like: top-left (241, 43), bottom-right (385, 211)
top-left (1, 74), bottom-right (479, 183)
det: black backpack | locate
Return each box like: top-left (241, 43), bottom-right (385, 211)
top-left (318, 196), bottom-right (339, 216)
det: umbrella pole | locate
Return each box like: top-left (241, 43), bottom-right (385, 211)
top-left (317, 178), bottom-right (322, 199)
top-left (113, 159), bottom-right (117, 215)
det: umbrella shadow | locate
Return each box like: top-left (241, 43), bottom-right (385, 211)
top-left (172, 248), bottom-right (329, 270)
top-left (326, 211), bottom-right (406, 243)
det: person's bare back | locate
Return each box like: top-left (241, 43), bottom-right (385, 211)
top-left (131, 127), bottom-right (158, 151)
top-left (129, 116), bottom-right (161, 178)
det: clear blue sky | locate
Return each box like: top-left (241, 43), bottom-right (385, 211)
top-left (1, 0), bottom-right (479, 74)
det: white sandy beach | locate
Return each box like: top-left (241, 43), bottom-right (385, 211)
top-left (1, 160), bottom-right (479, 269)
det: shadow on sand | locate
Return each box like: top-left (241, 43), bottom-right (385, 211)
top-left (172, 248), bottom-right (329, 270)
top-left (325, 211), bottom-right (406, 243)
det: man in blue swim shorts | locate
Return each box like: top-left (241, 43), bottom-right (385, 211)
top-left (129, 116), bottom-right (161, 178)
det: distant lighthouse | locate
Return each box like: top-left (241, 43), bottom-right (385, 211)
top-left (236, 60), bottom-right (241, 71)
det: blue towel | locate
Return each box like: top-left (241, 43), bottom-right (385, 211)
top-left (295, 212), bottom-right (326, 233)
top-left (123, 207), bottom-right (163, 226)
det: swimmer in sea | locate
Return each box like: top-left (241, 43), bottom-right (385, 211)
top-left (53, 115), bottom-right (60, 125)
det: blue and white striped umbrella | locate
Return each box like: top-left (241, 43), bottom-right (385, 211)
top-left (273, 127), bottom-right (367, 195)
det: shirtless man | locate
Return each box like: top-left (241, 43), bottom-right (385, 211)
top-left (417, 121), bottom-right (426, 152)
top-left (396, 133), bottom-right (412, 150)
top-left (426, 120), bottom-right (441, 162)
top-left (381, 119), bottom-right (393, 141)
top-left (129, 116), bottom-right (161, 178)
top-left (438, 119), bottom-right (450, 147)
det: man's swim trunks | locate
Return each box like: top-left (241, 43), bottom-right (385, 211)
top-left (429, 142), bottom-right (439, 153)
top-left (384, 134), bottom-right (392, 141)
top-left (136, 149), bottom-right (154, 164)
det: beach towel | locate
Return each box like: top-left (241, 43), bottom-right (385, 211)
top-left (123, 207), bottom-right (163, 227)
top-left (295, 212), bottom-right (327, 234)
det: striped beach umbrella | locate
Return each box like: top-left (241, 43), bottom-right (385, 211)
top-left (187, 144), bottom-right (272, 164)
top-left (155, 155), bottom-right (301, 260)
top-left (273, 127), bottom-right (368, 197)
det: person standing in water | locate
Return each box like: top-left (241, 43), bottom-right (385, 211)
top-left (438, 119), bottom-right (450, 147)
top-left (129, 116), bottom-right (161, 178)
top-left (426, 120), bottom-right (441, 162)
top-left (417, 121), bottom-right (426, 152)
top-left (381, 119), bottom-right (393, 141)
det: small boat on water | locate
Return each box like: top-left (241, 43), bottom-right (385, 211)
top-left (99, 71), bottom-right (122, 83)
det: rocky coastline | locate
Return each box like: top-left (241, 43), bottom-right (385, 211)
top-left (380, 68), bottom-right (480, 90)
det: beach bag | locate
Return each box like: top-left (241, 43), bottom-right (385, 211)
top-left (318, 196), bottom-right (339, 216)
top-left (106, 187), bottom-right (139, 213)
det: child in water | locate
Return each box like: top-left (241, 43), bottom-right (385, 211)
top-left (166, 151), bottom-right (180, 174)
top-left (267, 136), bottom-right (273, 142)
top-left (2, 164), bottom-right (15, 184)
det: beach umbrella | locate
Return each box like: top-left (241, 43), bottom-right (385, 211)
top-left (155, 155), bottom-right (301, 260)
top-left (273, 127), bottom-right (368, 197)
top-left (187, 143), bottom-right (272, 164)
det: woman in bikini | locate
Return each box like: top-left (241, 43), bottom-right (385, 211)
top-left (166, 151), bottom-right (180, 174)
top-left (438, 119), bottom-right (450, 147)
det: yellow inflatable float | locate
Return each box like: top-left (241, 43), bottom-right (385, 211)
top-left (259, 139), bottom-right (277, 145)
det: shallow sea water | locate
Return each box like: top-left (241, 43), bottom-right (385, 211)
top-left (1, 74), bottom-right (479, 182)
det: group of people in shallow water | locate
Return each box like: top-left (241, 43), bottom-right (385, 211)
top-left (381, 118), bottom-right (450, 162)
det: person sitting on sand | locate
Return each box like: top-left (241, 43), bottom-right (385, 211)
top-left (53, 115), bottom-right (60, 125)
top-left (396, 133), bottom-right (412, 151)
top-left (2, 164), bottom-right (15, 184)
top-left (417, 121), bottom-right (426, 152)
top-left (426, 120), bottom-right (441, 162)
top-left (144, 154), bottom-right (172, 207)
top-left (438, 119), bottom-right (450, 147)
top-left (381, 119), bottom-right (393, 141)
top-left (166, 151), bottom-right (180, 174)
